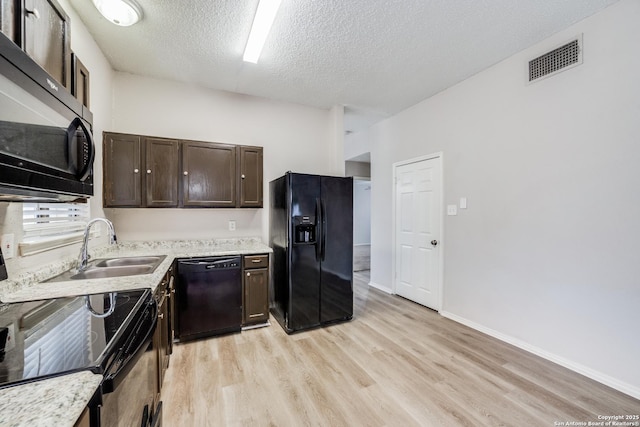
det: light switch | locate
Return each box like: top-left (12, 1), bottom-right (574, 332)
top-left (447, 205), bottom-right (457, 216)
top-left (460, 197), bottom-right (467, 209)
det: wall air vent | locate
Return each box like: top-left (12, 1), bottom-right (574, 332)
top-left (528, 35), bottom-right (582, 83)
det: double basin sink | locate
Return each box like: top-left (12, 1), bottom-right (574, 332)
top-left (46, 255), bottom-right (167, 282)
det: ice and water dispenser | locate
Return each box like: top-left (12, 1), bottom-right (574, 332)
top-left (293, 216), bottom-right (316, 244)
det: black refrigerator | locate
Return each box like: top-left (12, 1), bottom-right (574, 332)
top-left (270, 172), bottom-right (353, 333)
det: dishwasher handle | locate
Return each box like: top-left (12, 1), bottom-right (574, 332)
top-left (178, 257), bottom-right (241, 271)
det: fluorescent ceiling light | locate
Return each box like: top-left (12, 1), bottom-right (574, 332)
top-left (243, 0), bottom-right (282, 63)
top-left (92, 0), bottom-right (143, 27)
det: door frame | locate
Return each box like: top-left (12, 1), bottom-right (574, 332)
top-left (391, 152), bottom-right (444, 311)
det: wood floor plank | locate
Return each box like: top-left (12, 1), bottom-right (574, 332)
top-left (162, 271), bottom-right (640, 426)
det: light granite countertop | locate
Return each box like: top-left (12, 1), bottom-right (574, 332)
top-left (0, 237), bottom-right (272, 303)
top-left (0, 237), bottom-right (271, 426)
top-left (0, 371), bottom-right (102, 427)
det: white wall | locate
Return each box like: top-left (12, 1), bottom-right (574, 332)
top-left (0, 0), bottom-right (114, 277)
top-left (353, 180), bottom-right (371, 245)
top-left (356, 0), bottom-right (640, 397)
top-left (107, 73), bottom-right (337, 243)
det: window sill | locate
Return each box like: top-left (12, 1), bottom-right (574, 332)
top-left (19, 232), bottom-right (96, 257)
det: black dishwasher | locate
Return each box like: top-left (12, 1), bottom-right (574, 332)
top-left (175, 256), bottom-right (242, 341)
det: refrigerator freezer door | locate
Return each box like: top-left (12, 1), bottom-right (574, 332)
top-left (320, 176), bottom-right (354, 324)
top-left (288, 173), bottom-right (322, 331)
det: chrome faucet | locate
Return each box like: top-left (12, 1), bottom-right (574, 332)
top-left (77, 218), bottom-right (117, 272)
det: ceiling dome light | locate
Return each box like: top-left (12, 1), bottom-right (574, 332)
top-left (92, 0), bottom-right (142, 27)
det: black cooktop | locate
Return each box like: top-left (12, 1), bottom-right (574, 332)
top-left (0, 288), bottom-right (151, 388)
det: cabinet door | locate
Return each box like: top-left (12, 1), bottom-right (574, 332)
top-left (72, 53), bottom-right (89, 108)
top-left (182, 141), bottom-right (236, 207)
top-left (167, 272), bottom-right (174, 355)
top-left (103, 133), bottom-right (142, 207)
top-left (23, 0), bottom-right (71, 88)
top-left (144, 137), bottom-right (179, 207)
top-left (0, 0), bottom-right (16, 43)
top-left (238, 146), bottom-right (263, 208)
top-left (243, 268), bottom-right (269, 325)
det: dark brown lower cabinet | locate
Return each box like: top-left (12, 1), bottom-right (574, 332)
top-left (243, 254), bottom-right (269, 326)
top-left (154, 271), bottom-right (171, 406)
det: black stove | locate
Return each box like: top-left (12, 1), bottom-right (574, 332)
top-left (0, 288), bottom-right (152, 389)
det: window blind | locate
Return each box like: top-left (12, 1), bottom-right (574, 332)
top-left (20, 202), bottom-right (90, 256)
top-left (22, 202), bottom-right (89, 240)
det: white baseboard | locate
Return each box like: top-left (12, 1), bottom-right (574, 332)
top-left (440, 311), bottom-right (640, 400)
top-left (368, 281), bottom-right (393, 294)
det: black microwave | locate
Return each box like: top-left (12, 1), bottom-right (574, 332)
top-left (0, 33), bottom-right (94, 202)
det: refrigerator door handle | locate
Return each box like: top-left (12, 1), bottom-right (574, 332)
top-left (320, 198), bottom-right (327, 261)
top-left (315, 197), bottom-right (322, 261)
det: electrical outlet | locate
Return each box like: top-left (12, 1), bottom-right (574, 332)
top-left (228, 220), bottom-right (236, 231)
top-left (1, 234), bottom-right (15, 259)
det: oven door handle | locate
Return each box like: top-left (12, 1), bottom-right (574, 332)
top-left (102, 301), bottom-right (158, 394)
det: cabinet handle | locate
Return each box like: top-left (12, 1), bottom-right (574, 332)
top-left (251, 259), bottom-right (261, 263)
top-left (147, 169), bottom-right (151, 174)
top-left (183, 171), bottom-right (188, 176)
top-left (246, 272), bottom-right (250, 276)
top-left (158, 313), bottom-right (164, 319)
top-left (25, 8), bottom-right (40, 19)
top-left (134, 168), bottom-right (139, 173)
top-left (241, 174), bottom-right (246, 179)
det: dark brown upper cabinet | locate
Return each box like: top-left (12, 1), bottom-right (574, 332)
top-left (22, 0), bottom-right (71, 89)
top-left (0, 0), bottom-right (16, 42)
top-left (238, 146), bottom-right (263, 208)
top-left (145, 137), bottom-right (179, 207)
top-left (103, 131), bottom-right (263, 209)
top-left (182, 141), bottom-right (236, 207)
top-left (103, 133), bottom-right (179, 208)
top-left (72, 52), bottom-right (89, 108)
top-left (103, 133), bottom-right (142, 207)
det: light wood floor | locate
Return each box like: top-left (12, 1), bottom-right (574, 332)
top-left (162, 271), bottom-right (640, 426)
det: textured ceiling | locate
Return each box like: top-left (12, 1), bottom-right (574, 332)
top-left (67, 0), bottom-right (618, 132)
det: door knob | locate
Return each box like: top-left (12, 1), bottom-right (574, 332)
top-left (431, 240), bottom-right (438, 246)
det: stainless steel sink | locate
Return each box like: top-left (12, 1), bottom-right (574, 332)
top-left (93, 256), bottom-right (166, 268)
top-left (45, 255), bottom-right (167, 282)
top-left (70, 265), bottom-right (155, 280)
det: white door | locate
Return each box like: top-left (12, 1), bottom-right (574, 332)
top-left (394, 155), bottom-right (442, 310)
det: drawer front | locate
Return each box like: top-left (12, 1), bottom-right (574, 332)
top-left (243, 254), bottom-right (269, 269)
